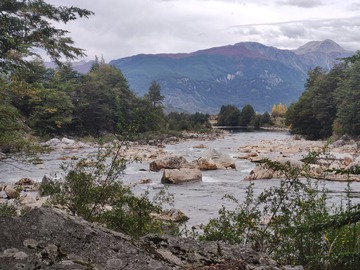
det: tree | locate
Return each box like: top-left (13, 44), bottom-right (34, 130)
top-left (260, 112), bottom-right (272, 126)
top-left (285, 66), bottom-right (345, 139)
top-left (311, 64), bottom-right (345, 138)
top-left (27, 88), bottom-right (73, 135)
top-left (145, 81), bottom-right (164, 108)
top-left (335, 58), bottom-right (360, 136)
top-left (72, 63), bottom-right (136, 136)
top-left (239, 104), bottom-right (255, 126)
top-left (217, 105), bottom-right (241, 126)
top-left (271, 103), bottom-right (287, 118)
top-left (0, 0), bottom-right (93, 72)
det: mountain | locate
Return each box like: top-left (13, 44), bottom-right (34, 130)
top-left (293, 39), bottom-right (347, 54)
top-left (44, 60), bottom-right (93, 73)
top-left (110, 40), bottom-right (353, 113)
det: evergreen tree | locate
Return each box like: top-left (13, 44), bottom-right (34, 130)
top-left (145, 81), bottom-right (164, 108)
top-left (72, 63), bottom-right (135, 136)
top-left (260, 112), bottom-right (273, 126)
top-left (240, 104), bottom-right (256, 126)
top-left (335, 59), bottom-right (360, 136)
top-left (217, 105), bottom-right (241, 126)
top-left (285, 65), bottom-right (346, 139)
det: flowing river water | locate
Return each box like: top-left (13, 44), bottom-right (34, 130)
top-left (1, 130), bottom-right (360, 227)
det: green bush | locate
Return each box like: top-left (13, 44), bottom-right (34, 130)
top-left (45, 139), bottom-right (179, 238)
top-left (199, 152), bottom-right (360, 269)
top-left (0, 203), bottom-right (17, 217)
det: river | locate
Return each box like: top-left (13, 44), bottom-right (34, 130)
top-left (126, 130), bottom-right (360, 227)
top-left (1, 130), bottom-right (360, 227)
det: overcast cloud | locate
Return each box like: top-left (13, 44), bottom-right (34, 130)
top-left (47, 0), bottom-right (360, 62)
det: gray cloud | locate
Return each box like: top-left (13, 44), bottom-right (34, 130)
top-left (348, 2), bottom-right (360, 10)
top-left (43, 0), bottom-right (359, 61)
top-left (227, 16), bottom-right (360, 51)
top-left (276, 0), bottom-right (323, 8)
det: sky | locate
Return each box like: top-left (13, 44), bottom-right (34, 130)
top-left (47, 0), bottom-right (360, 62)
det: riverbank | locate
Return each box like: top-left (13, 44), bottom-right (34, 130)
top-left (237, 135), bottom-right (360, 181)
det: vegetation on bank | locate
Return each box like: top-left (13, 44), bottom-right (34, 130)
top-left (0, 58), bottom-right (213, 153)
top-left (199, 152), bottom-right (360, 270)
top-left (216, 103), bottom-right (278, 128)
top-left (39, 138), bottom-right (180, 238)
top-left (285, 54), bottom-right (360, 140)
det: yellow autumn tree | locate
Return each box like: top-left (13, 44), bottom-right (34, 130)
top-left (271, 103), bottom-right (287, 117)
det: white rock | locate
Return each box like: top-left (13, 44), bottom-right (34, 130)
top-left (61, 137), bottom-right (76, 145)
top-left (43, 138), bottom-right (61, 147)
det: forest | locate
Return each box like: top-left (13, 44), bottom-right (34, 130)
top-left (285, 54), bottom-right (360, 140)
top-left (0, 57), bottom-right (214, 153)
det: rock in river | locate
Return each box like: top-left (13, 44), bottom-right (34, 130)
top-left (201, 148), bottom-right (236, 169)
top-left (149, 155), bottom-right (192, 171)
top-left (161, 168), bottom-right (202, 184)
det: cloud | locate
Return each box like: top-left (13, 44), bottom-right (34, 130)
top-left (276, 0), bottom-right (323, 8)
top-left (348, 2), bottom-right (360, 10)
top-left (42, 0), bottom-right (359, 61)
top-left (226, 16), bottom-right (360, 51)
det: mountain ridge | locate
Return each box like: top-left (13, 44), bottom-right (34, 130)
top-left (110, 40), bottom-right (353, 113)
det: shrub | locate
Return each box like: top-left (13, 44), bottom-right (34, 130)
top-left (45, 139), bottom-right (179, 238)
top-left (199, 151), bottom-right (360, 269)
top-left (0, 203), bottom-right (17, 217)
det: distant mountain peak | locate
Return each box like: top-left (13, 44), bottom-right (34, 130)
top-left (293, 39), bottom-right (347, 55)
top-left (110, 39), bottom-right (354, 113)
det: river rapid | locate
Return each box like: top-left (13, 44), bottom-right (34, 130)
top-left (1, 130), bottom-right (360, 227)
top-left (132, 130), bottom-right (360, 227)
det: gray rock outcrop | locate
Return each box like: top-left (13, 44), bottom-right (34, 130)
top-left (0, 207), bottom-right (173, 270)
top-left (0, 207), bottom-right (302, 270)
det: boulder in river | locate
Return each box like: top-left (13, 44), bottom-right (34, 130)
top-left (201, 148), bottom-right (236, 169)
top-left (149, 155), bottom-right (192, 171)
top-left (197, 157), bottom-right (218, 170)
top-left (161, 168), bottom-right (202, 184)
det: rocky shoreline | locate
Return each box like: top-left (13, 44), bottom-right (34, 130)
top-left (236, 135), bottom-right (360, 182)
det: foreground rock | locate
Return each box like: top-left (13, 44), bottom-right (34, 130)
top-left (161, 168), bottom-right (202, 184)
top-left (0, 207), bottom-right (302, 270)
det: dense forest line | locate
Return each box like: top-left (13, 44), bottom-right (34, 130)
top-left (0, 59), bottom-right (213, 153)
top-left (285, 53), bottom-right (360, 140)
